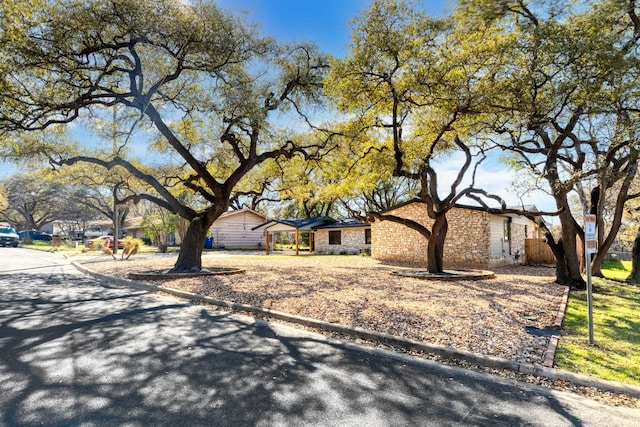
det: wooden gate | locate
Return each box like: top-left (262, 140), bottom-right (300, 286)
top-left (525, 238), bottom-right (556, 265)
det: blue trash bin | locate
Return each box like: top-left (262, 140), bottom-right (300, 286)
top-left (204, 237), bottom-right (214, 249)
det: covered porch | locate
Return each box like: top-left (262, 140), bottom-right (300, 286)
top-left (253, 217), bottom-right (336, 255)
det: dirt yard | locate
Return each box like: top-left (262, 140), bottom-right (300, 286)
top-left (86, 252), bottom-right (566, 366)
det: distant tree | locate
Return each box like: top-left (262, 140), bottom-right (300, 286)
top-left (0, 185), bottom-right (7, 214)
top-left (64, 168), bottom-right (134, 238)
top-left (141, 205), bottom-right (178, 253)
top-left (342, 177), bottom-right (419, 217)
top-left (0, 0), bottom-right (330, 272)
top-left (0, 170), bottom-right (63, 231)
top-left (623, 182), bottom-right (640, 283)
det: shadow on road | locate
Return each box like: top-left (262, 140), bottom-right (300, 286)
top-left (0, 271), bottom-right (596, 426)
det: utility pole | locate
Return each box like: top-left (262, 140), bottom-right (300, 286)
top-left (113, 188), bottom-right (119, 256)
top-left (112, 105), bottom-right (119, 256)
top-left (584, 213), bottom-right (597, 345)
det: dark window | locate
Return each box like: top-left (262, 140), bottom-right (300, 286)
top-left (503, 219), bottom-right (511, 241)
top-left (365, 228), bottom-right (371, 244)
top-left (329, 230), bottom-right (341, 245)
top-left (503, 219), bottom-right (512, 255)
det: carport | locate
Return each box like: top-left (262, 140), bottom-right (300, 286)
top-left (253, 217), bottom-right (336, 255)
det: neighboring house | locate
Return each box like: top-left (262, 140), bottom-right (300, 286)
top-left (313, 219), bottom-right (371, 255)
top-left (119, 216), bottom-right (171, 244)
top-left (209, 208), bottom-right (267, 249)
top-left (253, 216), bottom-right (371, 255)
top-left (371, 199), bottom-right (539, 268)
top-left (253, 216), bottom-right (336, 254)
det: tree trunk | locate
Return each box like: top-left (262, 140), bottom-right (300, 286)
top-left (550, 239), bottom-right (570, 284)
top-left (591, 253), bottom-right (604, 277)
top-left (427, 215), bottom-right (448, 273)
top-left (545, 230), bottom-right (586, 290)
top-left (626, 227), bottom-right (640, 284)
top-left (170, 215), bottom-right (209, 273)
top-left (556, 210), bottom-right (587, 289)
top-left (590, 186), bottom-right (604, 277)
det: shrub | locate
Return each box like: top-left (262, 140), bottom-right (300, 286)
top-left (121, 237), bottom-right (145, 260)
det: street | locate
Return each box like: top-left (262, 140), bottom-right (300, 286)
top-left (1, 248), bottom-right (639, 426)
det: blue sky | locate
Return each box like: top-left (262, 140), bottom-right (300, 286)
top-left (215, 0), bottom-right (452, 57)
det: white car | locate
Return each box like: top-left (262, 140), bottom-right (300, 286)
top-left (84, 227), bottom-right (104, 238)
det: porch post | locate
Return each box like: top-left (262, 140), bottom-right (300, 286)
top-left (295, 228), bottom-right (299, 255)
top-left (265, 230), bottom-right (270, 255)
top-left (309, 232), bottom-right (313, 253)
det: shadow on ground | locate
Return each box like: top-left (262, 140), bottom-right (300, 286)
top-left (0, 271), bottom-right (607, 426)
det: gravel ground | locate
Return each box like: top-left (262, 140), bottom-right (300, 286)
top-left (88, 252), bottom-right (564, 365)
top-left (84, 251), bottom-right (640, 407)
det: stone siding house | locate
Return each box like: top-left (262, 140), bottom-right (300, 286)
top-left (313, 220), bottom-right (371, 255)
top-left (252, 216), bottom-right (336, 254)
top-left (371, 199), bottom-right (539, 268)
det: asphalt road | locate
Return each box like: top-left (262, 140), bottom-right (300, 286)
top-left (1, 248), bottom-right (639, 426)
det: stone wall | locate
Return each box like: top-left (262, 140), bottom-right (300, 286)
top-left (371, 203), bottom-right (492, 268)
top-left (511, 222), bottom-right (527, 264)
top-left (315, 227), bottom-right (370, 254)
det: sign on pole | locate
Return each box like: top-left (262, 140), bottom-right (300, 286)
top-left (585, 214), bottom-right (597, 254)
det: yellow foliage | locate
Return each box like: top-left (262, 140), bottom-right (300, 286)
top-left (121, 237), bottom-right (145, 260)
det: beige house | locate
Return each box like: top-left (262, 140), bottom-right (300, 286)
top-left (252, 216), bottom-right (335, 254)
top-left (209, 208), bottom-right (267, 249)
top-left (252, 217), bottom-right (371, 255)
top-left (313, 220), bottom-right (371, 255)
top-left (371, 199), bottom-right (539, 268)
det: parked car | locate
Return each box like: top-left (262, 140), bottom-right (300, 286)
top-left (85, 235), bottom-right (124, 250)
top-left (0, 225), bottom-right (19, 247)
top-left (18, 230), bottom-right (53, 241)
top-left (68, 231), bottom-right (84, 241)
top-left (84, 227), bottom-right (104, 238)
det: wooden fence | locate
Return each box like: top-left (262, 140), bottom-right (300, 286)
top-left (525, 238), bottom-right (556, 265)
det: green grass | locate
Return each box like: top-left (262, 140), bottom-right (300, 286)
top-left (600, 259), bottom-right (632, 281)
top-left (18, 240), bottom-right (80, 251)
top-left (555, 260), bottom-right (640, 385)
top-left (18, 240), bottom-right (159, 254)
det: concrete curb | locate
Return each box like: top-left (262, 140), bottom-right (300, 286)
top-left (542, 285), bottom-right (570, 368)
top-left (72, 260), bottom-right (640, 400)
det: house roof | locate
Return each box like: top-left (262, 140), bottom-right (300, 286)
top-left (120, 209), bottom-right (266, 231)
top-left (252, 216), bottom-right (336, 231)
top-left (312, 218), bottom-right (370, 230)
top-left (219, 208), bottom-right (266, 220)
top-left (380, 198), bottom-right (539, 217)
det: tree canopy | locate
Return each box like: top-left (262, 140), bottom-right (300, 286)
top-left (0, 0), bottom-right (331, 271)
top-left (325, 0), bottom-right (531, 273)
top-left (454, 0), bottom-right (640, 287)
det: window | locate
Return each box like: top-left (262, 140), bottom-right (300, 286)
top-left (503, 219), bottom-right (511, 241)
top-left (503, 218), bottom-right (512, 255)
top-left (329, 230), bottom-right (341, 245)
top-left (365, 228), bottom-right (371, 244)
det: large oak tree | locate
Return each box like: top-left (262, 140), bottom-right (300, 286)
top-left (0, 170), bottom-right (63, 231)
top-left (0, 0), bottom-right (329, 271)
top-left (325, 0), bottom-right (524, 273)
top-left (460, 0), bottom-right (640, 288)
